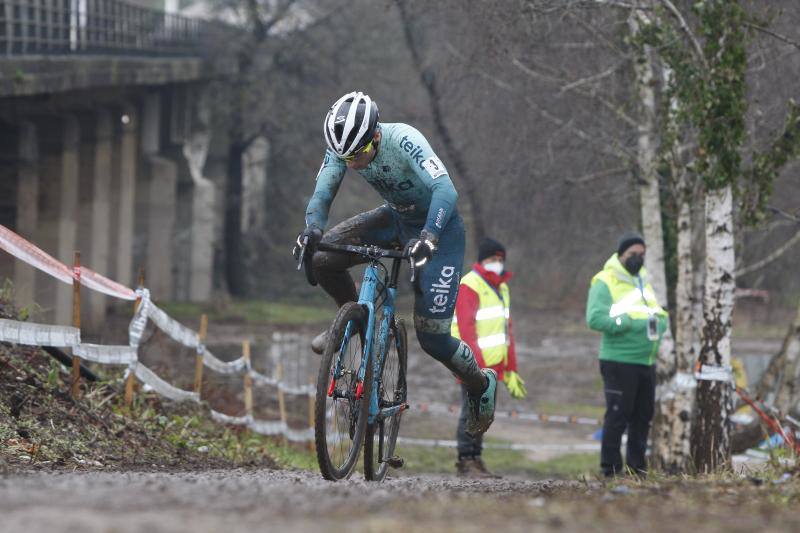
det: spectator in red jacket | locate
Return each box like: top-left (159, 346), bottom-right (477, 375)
top-left (451, 238), bottom-right (526, 477)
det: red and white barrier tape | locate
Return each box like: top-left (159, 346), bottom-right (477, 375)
top-left (414, 401), bottom-right (602, 426)
top-left (0, 224), bottom-right (315, 438)
top-left (0, 225), bottom-right (135, 300)
top-left (396, 436), bottom-right (600, 453)
top-left (0, 225), bottom-right (72, 284)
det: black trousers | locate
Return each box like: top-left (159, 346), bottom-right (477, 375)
top-left (599, 360), bottom-right (656, 476)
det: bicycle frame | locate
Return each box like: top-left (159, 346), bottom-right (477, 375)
top-left (332, 257), bottom-right (406, 425)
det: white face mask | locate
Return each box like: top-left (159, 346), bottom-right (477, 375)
top-left (483, 261), bottom-right (504, 275)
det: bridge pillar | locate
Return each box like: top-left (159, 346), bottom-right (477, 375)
top-left (35, 115), bottom-right (80, 325)
top-left (178, 87), bottom-right (216, 302)
top-left (139, 91), bottom-right (178, 299)
top-left (113, 103), bottom-right (138, 289)
top-left (13, 121), bottom-right (39, 311)
top-left (77, 111), bottom-right (113, 331)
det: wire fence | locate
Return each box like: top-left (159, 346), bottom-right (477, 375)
top-left (0, 223), bottom-right (318, 442)
top-left (0, 0), bottom-right (211, 57)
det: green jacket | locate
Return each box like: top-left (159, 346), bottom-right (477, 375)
top-left (586, 254), bottom-right (668, 366)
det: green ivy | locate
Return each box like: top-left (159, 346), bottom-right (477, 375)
top-left (635, 1), bottom-right (800, 228)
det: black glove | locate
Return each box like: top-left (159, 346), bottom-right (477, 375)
top-left (293, 225), bottom-right (323, 259)
top-left (405, 230), bottom-right (438, 267)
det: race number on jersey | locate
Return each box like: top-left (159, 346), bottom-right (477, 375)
top-left (421, 156), bottom-right (447, 179)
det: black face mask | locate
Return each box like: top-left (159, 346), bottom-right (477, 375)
top-left (624, 254), bottom-right (644, 275)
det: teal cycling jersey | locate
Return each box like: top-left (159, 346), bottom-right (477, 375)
top-left (305, 123), bottom-right (458, 240)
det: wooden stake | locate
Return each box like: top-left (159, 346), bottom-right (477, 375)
top-left (243, 340), bottom-right (253, 417)
top-left (194, 314), bottom-right (208, 395)
top-left (70, 251), bottom-right (81, 399)
top-left (125, 267), bottom-right (145, 410)
top-left (277, 361), bottom-right (288, 445)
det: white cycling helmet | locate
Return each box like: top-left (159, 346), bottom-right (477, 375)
top-left (323, 91), bottom-right (380, 159)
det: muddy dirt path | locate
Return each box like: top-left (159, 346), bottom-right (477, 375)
top-left (0, 469), bottom-right (573, 533)
top-left (3, 468), bottom-right (798, 533)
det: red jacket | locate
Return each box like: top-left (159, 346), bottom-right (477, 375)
top-left (454, 263), bottom-right (517, 381)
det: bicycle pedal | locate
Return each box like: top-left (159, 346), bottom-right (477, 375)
top-left (383, 456), bottom-right (404, 469)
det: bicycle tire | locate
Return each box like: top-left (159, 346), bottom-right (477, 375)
top-left (363, 318), bottom-right (408, 481)
top-left (314, 302), bottom-right (370, 481)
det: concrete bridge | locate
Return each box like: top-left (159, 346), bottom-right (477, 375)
top-left (0, 0), bottom-right (257, 333)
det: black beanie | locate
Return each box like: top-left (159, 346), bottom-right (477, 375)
top-left (478, 238), bottom-right (506, 262)
top-left (617, 231), bottom-right (646, 256)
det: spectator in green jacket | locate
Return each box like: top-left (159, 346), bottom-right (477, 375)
top-left (586, 232), bottom-right (668, 478)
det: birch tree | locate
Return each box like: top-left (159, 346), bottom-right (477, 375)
top-left (649, 63), bottom-right (701, 473)
top-left (639, 0), bottom-right (800, 471)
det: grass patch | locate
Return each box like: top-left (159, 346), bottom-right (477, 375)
top-left (394, 439), bottom-right (597, 479)
top-left (526, 452), bottom-right (597, 478)
top-left (533, 402), bottom-right (605, 419)
top-left (158, 299), bottom-right (333, 325)
top-left (262, 440), bottom-right (317, 471)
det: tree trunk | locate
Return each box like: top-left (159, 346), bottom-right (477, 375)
top-left (224, 45), bottom-right (256, 298)
top-left (225, 139), bottom-right (247, 297)
top-left (691, 184), bottom-right (735, 472)
top-left (394, 0), bottom-right (486, 248)
top-left (628, 4), bottom-right (680, 470)
top-left (652, 168), bottom-right (696, 472)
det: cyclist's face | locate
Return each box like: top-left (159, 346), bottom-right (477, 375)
top-left (345, 131), bottom-right (381, 170)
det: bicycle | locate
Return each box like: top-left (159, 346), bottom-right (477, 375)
top-left (297, 240), bottom-right (415, 481)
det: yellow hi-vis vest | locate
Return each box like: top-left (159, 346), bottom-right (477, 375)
top-left (451, 270), bottom-right (511, 367)
top-left (592, 256), bottom-right (666, 320)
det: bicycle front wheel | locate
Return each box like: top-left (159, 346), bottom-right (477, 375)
top-left (314, 302), bottom-right (369, 481)
top-left (364, 318), bottom-right (408, 481)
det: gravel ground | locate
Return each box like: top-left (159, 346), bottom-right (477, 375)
top-left (0, 469), bottom-right (576, 533)
top-left (2, 468), bottom-right (799, 533)
top-left (7, 315), bottom-right (785, 533)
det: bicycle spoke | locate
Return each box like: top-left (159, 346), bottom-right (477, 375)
top-left (315, 302), bottom-right (369, 481)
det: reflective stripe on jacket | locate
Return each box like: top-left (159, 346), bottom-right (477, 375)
top-left (586, 254), bottom-right (668, 365)
top-left (452, 270), bottom-right (511, 367)
top-left (591, 254), bottom-right (665, 320)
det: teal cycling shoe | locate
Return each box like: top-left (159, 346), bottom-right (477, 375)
top-left (466, 368), bottom-right (498, 436)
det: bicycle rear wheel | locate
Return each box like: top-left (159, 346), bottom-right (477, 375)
top-left (314, 302), bottom-right (369, 481)
top-left (364, 318), bottom-right (408, 481)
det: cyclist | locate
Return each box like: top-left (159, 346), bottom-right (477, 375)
top-left (294, 91), bottom-right (497, 436)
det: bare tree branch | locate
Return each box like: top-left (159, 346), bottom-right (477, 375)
top-left (745, 21), bottom-right (800, 51)
top-left (394, 0), bottom-right (488, 244)
top-left (768, 205), bottom-right (800, 224)
top-left (658, 0), bottom-right (708, 70)
top-left (511, 57), bottom-right (563, 84)
top-left (736, 229), bottom-right (800, 277)
top-left (565, 165), bottom-right (630, 184)
top-left (558, 61), bottom-right (627, 94)
top-left (511, 56), bottom-right (638, 127)
top-left (526, 0), bottom-right (649, 14)
top-left (262, 0), bottom-right (300, 36)
top-left (524, 95), bottom-right (635, 161)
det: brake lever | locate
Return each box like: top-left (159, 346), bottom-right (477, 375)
top-left (409, 257), bottom-right (424, 295)
top-left (295, 236), bottom-right (308, 270)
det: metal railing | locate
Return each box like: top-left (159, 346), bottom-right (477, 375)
top-left (0, 0), bottom-right (209, 57)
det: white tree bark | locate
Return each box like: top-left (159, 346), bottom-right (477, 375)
top-left (691, 184), bottom-right (735, 472)
top-left (629, 4), bottom-right (681, 471)
top-left (629, 3), bottom-right (675, 376)
top-left (653, 165), bottom-right (696, 472)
